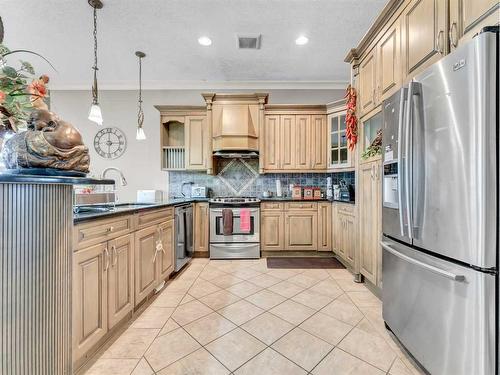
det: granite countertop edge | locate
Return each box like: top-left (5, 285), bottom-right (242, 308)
top-left (260, 197), bottom-right (356, 205)
top-left (73, 198), bottom-right (209, 223)
top-left (0, 173), bottom-right (114, 185)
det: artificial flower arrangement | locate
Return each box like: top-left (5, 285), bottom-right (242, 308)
top-left (0, 44), bottom-right (52, 135)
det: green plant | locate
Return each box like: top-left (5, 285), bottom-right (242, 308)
top-left (0, 44), bottom-right (53, 132)
top-left (361, 128), bottom-right (382, 160)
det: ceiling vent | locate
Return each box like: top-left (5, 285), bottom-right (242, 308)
top-left (237, 35), bottom-right (261, 49)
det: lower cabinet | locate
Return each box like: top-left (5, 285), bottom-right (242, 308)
top-left (73, 233), bottom-right (134, 363)
top-left (107, 234), bottom-right (135, 329)
top-left (358, 160), bottom-right (382, 285)
top-left (73, 208), bottom-right (175, 367)
top-left (194, 202), bottom-right (210, 254)
top-left (261, 210), bottom-right (285, 250)
top-left (73, 243), bottom-right (108, 363)
top-left (285, 210), bottom-right (318, 250)
top-left (135, 220), bottom-right (174, 306)
top-left (261, 201), bottom-right (330, 252)
top-left (333, 203), bottom-right (357, 269)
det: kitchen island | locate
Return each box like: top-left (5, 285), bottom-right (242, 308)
top-left (0, 173), bottom-right (113, 375)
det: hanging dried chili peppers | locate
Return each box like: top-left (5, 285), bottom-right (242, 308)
top-left (344, 84), bottom-right (358, 151)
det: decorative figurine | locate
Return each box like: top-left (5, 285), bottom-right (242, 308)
top-left (2, 109), bottom-right (90, 174)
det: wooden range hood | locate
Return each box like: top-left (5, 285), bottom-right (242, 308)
top-left (202, 93), bottom-right (268, 152)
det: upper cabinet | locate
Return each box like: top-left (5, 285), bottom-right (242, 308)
top-left (402, 0), bottom-right (448, 77)
top-left (450, 0), bottom-right (500, 48)
top-left (327, 107), bottom-right (354, 170)
top-left (378, 19), bottom-right (402, 101)
top-left (358, 49), bottom-right (378, 114)
top-left (262, 105), bottom-right (328, 173)
top-left (156, 106), bottom-right (209, 172)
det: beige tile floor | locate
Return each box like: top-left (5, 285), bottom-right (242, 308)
top-left (85, 258), bottom-right (426, 375)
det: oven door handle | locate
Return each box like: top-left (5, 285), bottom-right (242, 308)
top-left (210, 208), bottom-right (260, 214)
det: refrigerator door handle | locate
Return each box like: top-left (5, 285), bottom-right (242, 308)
top-left (404, 81), bottom-right (414, 240)
top-left (397, 89), bottom-right (406, 237)
top-left (380, 241), bottom-right (465, 281)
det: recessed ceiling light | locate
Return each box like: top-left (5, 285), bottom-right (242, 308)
top-left (198, 36), bottom-right (212, 46)
top-left (295, 35), bottom-right (309, 45)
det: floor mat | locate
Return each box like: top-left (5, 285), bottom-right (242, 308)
top-left (266, 257), bottom-right (345, 269)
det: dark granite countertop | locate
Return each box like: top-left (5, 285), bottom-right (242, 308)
top-left (0, 172), bottom-right (114, 185)
top-left (259, 197), bottom-right (332, 202)
top-left (73, 198), bottom-right (209, 223)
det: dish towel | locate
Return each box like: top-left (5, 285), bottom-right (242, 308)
top-left (222, 208), bottom-right (233, 236)
top-left (239, 208), bottom-right (251, 233)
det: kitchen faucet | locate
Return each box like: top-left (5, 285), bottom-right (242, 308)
top-left (100, 167), bottom-right (128, 186)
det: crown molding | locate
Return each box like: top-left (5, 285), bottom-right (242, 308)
top-left (49, 80), bottom-right (349, 91)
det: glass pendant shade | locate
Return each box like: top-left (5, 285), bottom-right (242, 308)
top-left (136, 127), bottom-right (146, 140)
top-left (88, 103), bottom-right (103, 125)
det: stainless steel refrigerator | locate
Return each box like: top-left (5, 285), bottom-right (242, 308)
top-left (381, 27), bottom-right (498, 375)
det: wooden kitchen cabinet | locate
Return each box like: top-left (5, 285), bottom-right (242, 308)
top-left (311, 115), bottom-right (328, 169)
top-left (358, 160), bottom-right (382, 285)
top-left (450, 0), bottom-right (499, 48)
top-left (378, 19), bottom-right (402, 101)
top-left (328, 109), bottom-right (354, 170)
top-left (317, 202), bottom-right (332, 251)
top-left (157, 220), bottom-right (174, 280)
top-left (333, 203), bottom-right (357, 269)
top-left (295, 115), bottom-right (311, 169)
top-left (263, 115), bottom-right (280, 170)
top-left (358, 48), bottom-right (378, 115)
top-left (263, 106), bottom-right (328, 172)
top-left (285, 210), bottom-right (318, 250)
top-left (185, 116), bottom-right (208, 170)
top-left (280, 115), bottom-right (296, 170)
top-left (261, 210), bottom-right (285, 250)
top-left (134, 225), bottom-right (159, 306)
top-left (73, 243), bottom-right (108, 362)
top-left (107, 234), bottom-right (134, 330)
top-left (402, 0), bottom-right (448, 77)
top-left (194, 202), bottom-right (210, 254)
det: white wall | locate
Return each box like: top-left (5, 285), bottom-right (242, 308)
top-left (51, 89), bottom-right (344, 201)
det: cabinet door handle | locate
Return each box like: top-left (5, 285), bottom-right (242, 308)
top-left (152, 248), bottom-right (159, 264)
top-left (103, 247), bottom-right (110, 271)
top-left (112, 245), bottom-right (117, 267)
top-left (435, 30), bottom-right (444, 54)
top-left (449, 22), bottom-right (458, 48)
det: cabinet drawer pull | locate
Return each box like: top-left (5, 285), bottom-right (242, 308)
top-left (103, 247), bottom-right (110, 271)
top-left (107, 226), bottom-right (114, 232)
top-left (449, 22), bottom-right (458, 48)
top-left (435, 30), bottom-right (444, 54)
top-left (112, 245), bottom-right (117, 267)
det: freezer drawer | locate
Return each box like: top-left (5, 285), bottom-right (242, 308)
top-left (382, 238), bottom-right (495, 375)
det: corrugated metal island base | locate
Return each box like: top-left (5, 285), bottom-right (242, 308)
top-left (0, 174), bottom-right (113, 375)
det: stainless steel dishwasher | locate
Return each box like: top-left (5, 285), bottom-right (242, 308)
top-left (174, 204), bottom-right (193, 272)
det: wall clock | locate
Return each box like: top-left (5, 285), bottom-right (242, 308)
top-left (94, 127), bottom-right (127, 159)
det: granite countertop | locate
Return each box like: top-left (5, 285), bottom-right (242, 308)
top-left (73, 198), bottom-right (209, 223)
top-left (259, 197), bottom-right (331, 202)
top-left (260, 197), bottom-right (355, 205)
top-left (0, 172), bottom-right (114, 185)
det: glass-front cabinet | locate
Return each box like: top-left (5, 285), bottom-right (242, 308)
top-left (328, 109), bottom-right (353, 170)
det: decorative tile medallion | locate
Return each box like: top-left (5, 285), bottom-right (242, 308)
top-left (217, 158), bottom-right (259, 196)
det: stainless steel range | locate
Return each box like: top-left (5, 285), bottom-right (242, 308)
top-left (209, 197), bottom-right (260, 259)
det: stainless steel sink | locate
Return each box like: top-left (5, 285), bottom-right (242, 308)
top-left (74, 202), bottom-right (155, 214)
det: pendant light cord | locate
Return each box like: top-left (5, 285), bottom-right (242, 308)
top-left (91, 6), bottom-right (99, 105)
top-left (137, 55), bottom-right (144, 128)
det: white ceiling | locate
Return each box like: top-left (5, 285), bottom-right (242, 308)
top-left (1, 0), bottom-right (387, 90)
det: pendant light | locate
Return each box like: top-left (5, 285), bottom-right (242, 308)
top-left (88, 0), bottom-right (103, 125)
top-left (135, 51), bottom-right (146, 140)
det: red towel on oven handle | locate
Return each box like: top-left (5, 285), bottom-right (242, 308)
top-left (239, 208), bottom-right (251, 233)
top-left (222, 208), bottom-right (233, 236)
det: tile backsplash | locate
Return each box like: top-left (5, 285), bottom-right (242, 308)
top-left (168, 159), bottom-right (355, 198)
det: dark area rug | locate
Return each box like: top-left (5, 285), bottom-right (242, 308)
top-left (266, 257), bottom-right (345, 269)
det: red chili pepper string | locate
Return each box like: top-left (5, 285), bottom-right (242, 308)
top-left (344, 84), bottom-right (358, 151)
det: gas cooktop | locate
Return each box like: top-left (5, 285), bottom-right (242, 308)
top-left (209, 197), bottom-right (260, 204)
